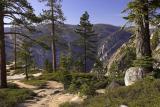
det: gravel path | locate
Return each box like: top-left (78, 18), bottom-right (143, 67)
top-left (13, 80), bottom-right (84, 107)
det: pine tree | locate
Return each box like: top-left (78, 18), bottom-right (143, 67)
top-left (123, 0), bottom-right (160, 71)
top-left (0, 0), bottom-right (40, 88)
top-left (75, 11), bottom-right (97, 72)
top-left (13, 26), bottom-right (17, 72)
top-left (59, 53), bottom-right (72, 72)
top-left (17, 40), bottom-right (33, 80)
top-left (10, 24), bottom-right (18, 72)
top-left (92, 59), bottom-right (104, 80)
top-left (73, 58), bottom-right (84, 72)
top-left (39, 0), bottom-right (65, 72)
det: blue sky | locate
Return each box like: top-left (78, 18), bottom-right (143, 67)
top-left (29, 0), bottom-right (130, 26)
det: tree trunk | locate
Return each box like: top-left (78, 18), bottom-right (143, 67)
top-left (136, 4), bottom-right (151, 59)
top-left (14, 29), bottom-right (17, 71)
top-left (136, 20), bottom-right (151, 58)
top-left (135, 0), bottom-right (152, 72)
top-left (84, 39), bottom-right (87, 72)
top-left (51, 0), bottom-right (57, 72)
top-left (0, 11), bottom-right (7, 88)
top-left (25, 57), bottom-right (29, 80)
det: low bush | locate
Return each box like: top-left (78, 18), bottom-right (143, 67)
top-left (0, 88), bottom-right (35, 107)
top-left (93, 80), bottom-right (110, 89)
top-left (153, 69), bottom-right (160, 78)
top-left (60, 78), bottom-right (160, 107)
top-left (79, 83), bottom-right (95, 96)
top-left (22, 71), bottom-right (108, 96)
top-left (67, 73), bottom-right (101, 96)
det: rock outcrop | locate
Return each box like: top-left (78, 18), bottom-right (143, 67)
top-left (105, 37), bottom-right (136, 77)
top-left (124, 67), bottom-right (145, 86)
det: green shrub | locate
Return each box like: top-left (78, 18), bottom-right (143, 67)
top-left (67, 73), bottom-right (101, 96)
top-left (133, 56), bottom-right (153, 68)
top-left (80, 83), bottom-right (95, 96)
top-left (37, 71), bottom-right (71, 81)
top-left (93, 80), bottom-right (110, 89)
top-left (61, 78), bottom-right (160, 107)
top-left (44, 59), bottom-right (53, 73)
top-left (108, 46), bottom-right (136, 80)
top-left (68, 83), bottom-right (78, 93)
top-left (153, 69), bottom-right (160, 78)
top-left (59, 53), bottom-right (72, 72)
top-left (0, 88), bottom-right (35, 107)
top-left (24, 72), bottom-right (108, 96)
top-left (27, 71), bottom-right (72, 89)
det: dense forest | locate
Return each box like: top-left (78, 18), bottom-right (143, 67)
top-left (0, 0), bottom-right (160, 107)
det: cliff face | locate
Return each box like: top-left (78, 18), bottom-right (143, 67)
top-left (98, 30), bottom-right (131, 64)
top-left (105, 31), bottom-right (160, 77)
top-left (105, 37), bottom-right (136, 76)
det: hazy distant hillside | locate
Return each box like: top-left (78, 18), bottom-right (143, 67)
top-left (5, 24), bottom-right (131, 70)
top-left (98, 29), bottom-right (131, 64)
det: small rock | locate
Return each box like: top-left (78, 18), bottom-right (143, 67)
top-left (120, 105), bottom-right (128, 107)
top-left (70, 96), bottom-right (83, 104)
top-left (32, 73), bottom-right (42, 77)
top-left (96, 89), bottom-right (105, 94)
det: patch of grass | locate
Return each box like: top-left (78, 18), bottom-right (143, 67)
top-left (37, 71), bottom-right (71, 82)
top-left (21, 71), bottom-right (72, 88)
top-left (0, 87), bottom-right (35, 107)
top-left (60, 102), bottom-right (82, 107)
top-left (21, 79), bottom-right (47, 88)
top-left (60, 78), bottom-right (160, 107)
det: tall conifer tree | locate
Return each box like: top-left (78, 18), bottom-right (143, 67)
top-left (39, 0), bottom-right (65, 72)
top-left (75, 11), bottom-right (97, 72)
top-left (124, 0), bottom-right (160, 71)
top-left (0, 0), bottom-right (39, 88)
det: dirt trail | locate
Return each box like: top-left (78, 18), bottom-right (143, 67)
top-left (15, 80), bottom-right (85, 107)
top-left (13, 81), bottom-right (37, 89)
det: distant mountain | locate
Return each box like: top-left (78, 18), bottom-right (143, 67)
top-left (97, 28), bottom-right (131, 64)
top-left (5, 24), bottom-right (131, 71)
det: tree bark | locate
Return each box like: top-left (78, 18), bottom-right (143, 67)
top-left (0, 11), bottom-right (7, 88)
top-left (25, 56), bottom-right (29, 80)
top-left (135, 0), bottom-right (152, 72)
top-left (136, 20), bottom-right (151, 58)
top-left (84, 38), bottom-right (87, 72)
top-left (51, 0), bottom-right (57, 72)
top-left (136, 2), bottom-right (151, 59)
top-left (14, 27), bottom-right (17, 71)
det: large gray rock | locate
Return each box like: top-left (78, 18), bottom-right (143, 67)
top-left (124, 67), bottom-right (145, 86)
